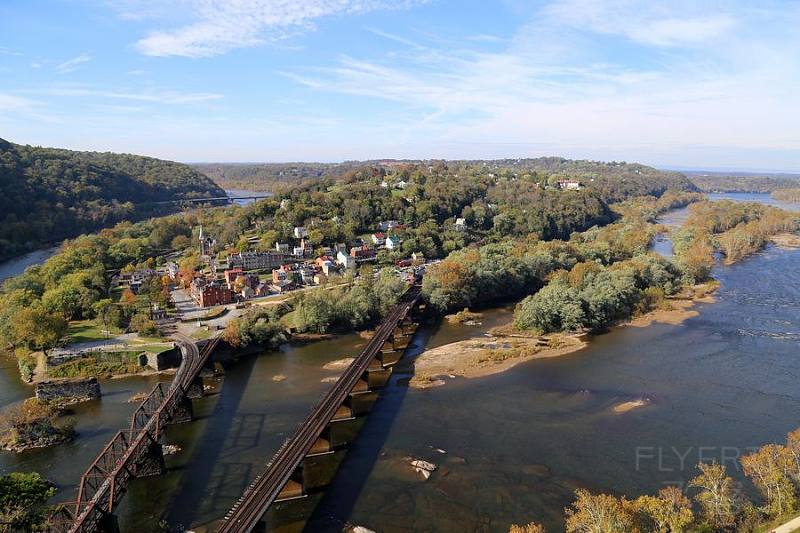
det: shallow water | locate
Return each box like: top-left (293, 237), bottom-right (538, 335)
top-left (2, 192), bottom-right (800, 532)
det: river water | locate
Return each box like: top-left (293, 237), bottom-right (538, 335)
top-left (2, 193), bottom-right (800, 532)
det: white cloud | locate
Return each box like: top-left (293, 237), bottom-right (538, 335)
top-left (128, 0), bottom-right (429, 57)
top-left (543, 0), bottom-right (736, 47)
top-left (282, 1), bottom-right (800, 166)
top-left (57, 53), bottom-right (92, 73)
top-left (0, 93), bottom-right (38, 111)
top-left (40, 86), bottom-right (223, 104)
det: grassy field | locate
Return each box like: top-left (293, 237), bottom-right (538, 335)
top-left (47, 350), bottom-right (143, 378)
top-left (66, 320), bottom-right (121, 344)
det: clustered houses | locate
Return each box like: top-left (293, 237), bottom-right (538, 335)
top-left (113, 269), bottom-right (156, 294)
top-left (180, 219), bottom-right (428, 309)
top-left (190, 277), bottom-right (234, 307)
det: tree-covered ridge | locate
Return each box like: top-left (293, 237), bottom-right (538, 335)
top-left (194, 158), bottom-right (696, 199)
top-left (0, 138), bottom-right (226, 262)
top-left (687, 171), bottom-right (800, 193)
top-left (191, 161), bottom-right (366, 192)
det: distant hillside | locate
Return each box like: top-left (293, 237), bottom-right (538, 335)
top-left (193, 158), bottom-right (696, 200)
top-left (191, 162), bottom-right (365, 192)
top-left (0, 139), bottom-right (225, 262)
top-left (686, 171), bottom-right (800, 193)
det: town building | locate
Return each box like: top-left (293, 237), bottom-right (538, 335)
top-left (275, 242), bottom-right (289, 254)
top-left (386, 235), bottom-right (402, 250)
top-left (190, 278), bottom-right (234, 307)
top-left (255, 282), bottom-right (271, 297)
top-left (228, 251), bottom-right (285, 271)
top-left (166, 262), bottom-right (179, 280)
top-left (412, 251), bottom-right (425, 265)
top-left (337, 250), bottom-right (356, 270)
top-left (293, 226), bottom-right (309, 239)
top-left (198, 226), bottom-right (216, 256)
top-left (350, 244), bottom-right (377, 263)
top-left (455, 218), bottom-right (467, 231)
top-left (371, 232), bottom-right (386, 246)
top-left (557, 180), bottom-right (582, 190)
top-left (224, 268), bottom-right (243, 289)
top-left (378, 220), bottom-right (401, 231)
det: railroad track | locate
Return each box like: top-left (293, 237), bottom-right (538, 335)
top-left (218, 286), bottom-right (421, 533)
top-left (55, 334), bottom-right (220, 533)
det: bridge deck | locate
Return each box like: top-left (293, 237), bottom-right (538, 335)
top-left (218, 286), bottom-right (422, 533)
top-left (62, 335), bottom-right (219, 533)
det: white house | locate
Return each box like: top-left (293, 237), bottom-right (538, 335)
top-left (371, 232), bottom-right (386, 246)
top-left (386, 235), bottom-right (402, 250)
top-left (293, 226), bottom-right (309, 238)
top-left (455, 218), bottom-right (467, 231)
top-left (336, 251), bottom-right (356, 269)
top-left (557, 180), bottom-right (582, 191)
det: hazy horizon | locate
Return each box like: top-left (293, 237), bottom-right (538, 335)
top-left (2, 1), bottom-right (799, 170)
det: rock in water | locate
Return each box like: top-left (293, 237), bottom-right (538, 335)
top-left (410, 458), bottom-right (437, 479)
top-left (350, 527), bottom-right (377, 533)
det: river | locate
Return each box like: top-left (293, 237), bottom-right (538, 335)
top-left (0, 189), bottom-right (269, 284)
top-left (1, 193), bottom-right (799, 532)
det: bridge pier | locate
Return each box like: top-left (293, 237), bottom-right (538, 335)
top-left (169, 396), bottom-right (194, 424)
top-left (132, 435), bottom-right (166, 477)
top-left (186, 376), bottom-right (204, 399)
top-left (95, 511), bottom-right (121, 533)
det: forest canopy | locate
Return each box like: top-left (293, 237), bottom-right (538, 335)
top-left (0, 138), bottom-right (225, 262)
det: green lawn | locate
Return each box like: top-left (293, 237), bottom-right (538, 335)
top-left (66, 320), bottom-right (121, 344)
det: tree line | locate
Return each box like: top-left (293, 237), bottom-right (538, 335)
top-left (0, 138), bottom-right (225, 262)
top-left (511, 427), bottom-right (800, 532)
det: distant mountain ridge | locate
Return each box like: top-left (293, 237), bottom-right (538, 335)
top-left (0, 139), bottom-right (225, 262)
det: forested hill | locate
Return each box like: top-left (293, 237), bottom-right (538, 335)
top-left (194, 158), bottom-right (696, 199)
top-left (0, 139), bottom-right (225, 262)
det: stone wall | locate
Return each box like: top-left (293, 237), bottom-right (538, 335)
top-left (35, 377), bottom-right (102, 404)
top-left (144, 346), bottom-right (182, 371)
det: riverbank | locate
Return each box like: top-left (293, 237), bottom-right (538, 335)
top-left (410, 282), bottom-right (719, 389)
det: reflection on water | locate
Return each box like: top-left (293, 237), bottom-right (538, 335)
top-left (1, 191), bottom-right (800, 531)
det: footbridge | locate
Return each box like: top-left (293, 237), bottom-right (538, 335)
top-left (53, 334), bottom-right (221, 532)
top-left (217, 285), bottom-right (424, 533)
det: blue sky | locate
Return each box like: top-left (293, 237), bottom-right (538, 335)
top-left (1, 0), bottom-right (799, 171)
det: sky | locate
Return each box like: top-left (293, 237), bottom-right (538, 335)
top-left (1, 0), bottom-right (799, 171)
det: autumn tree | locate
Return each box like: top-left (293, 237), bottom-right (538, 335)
top-left (741, 444), bottom-right (795, 517)
top-left (632, 486), bottom-right (693, 532)
top-left (10, 305), bottom-right (67, 356)
top-left (564, 489), bottom-right (634, 533)
top-left (508, 523), bottom-right (546, 533)
top-left (689, 462), bottom-right (736, 529)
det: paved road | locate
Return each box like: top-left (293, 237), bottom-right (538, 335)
top-left (771, 516), bottom-right (800, 533)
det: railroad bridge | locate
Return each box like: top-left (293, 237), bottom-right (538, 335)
top-left (217, 285), bottom-right (424, 533)
top-left (51, 334), bottom-right (221, 533)
top-left (49, 284), bottom-right (423, 532)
